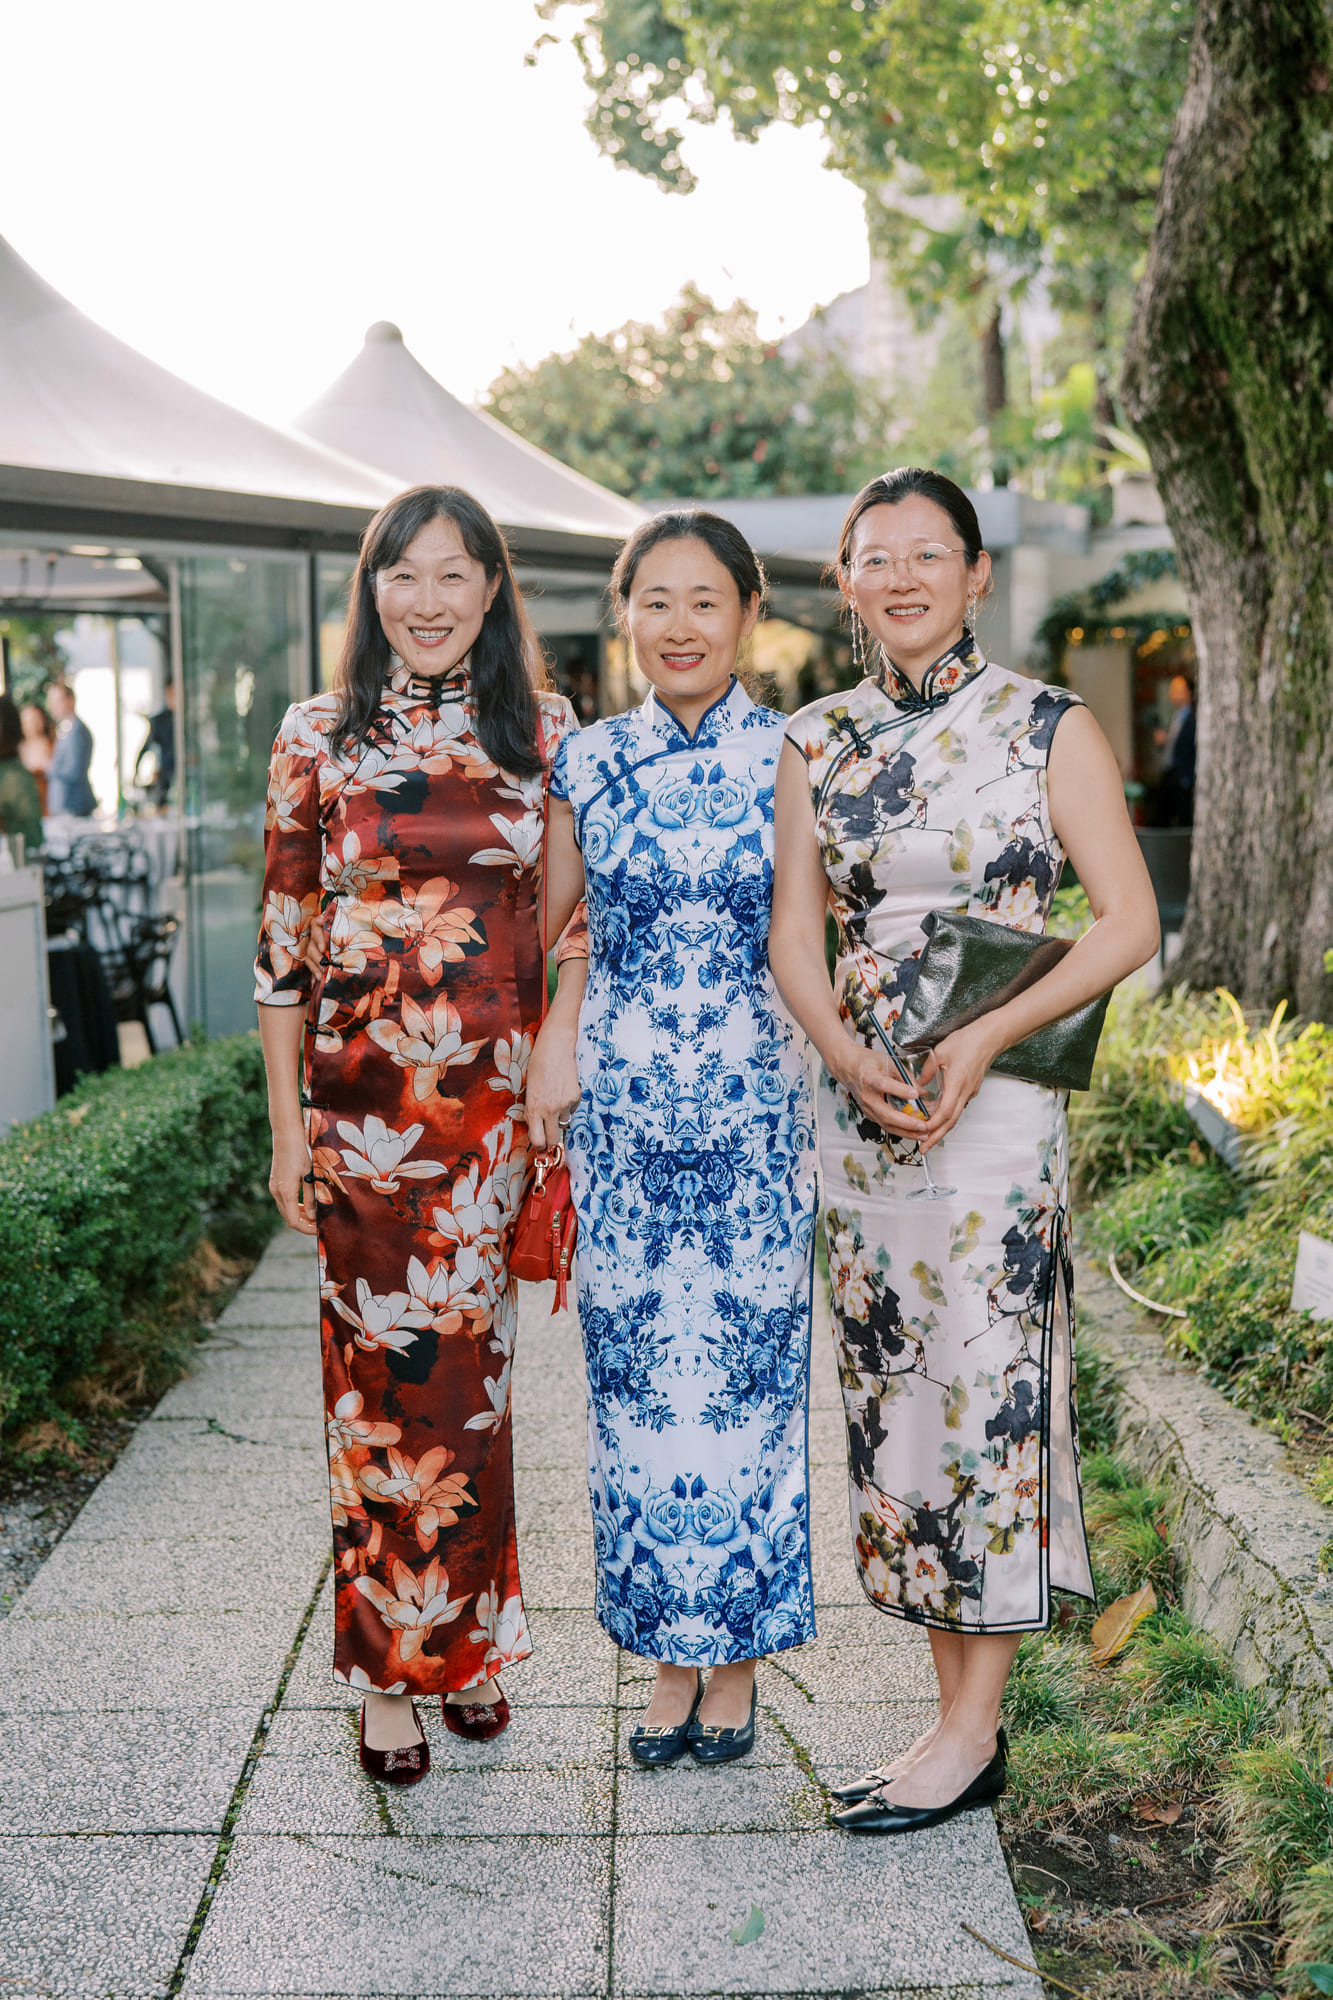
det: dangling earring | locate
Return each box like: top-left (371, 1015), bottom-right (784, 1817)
top-left (966, 588), bottom-right (978, 634)
top-left (851, 608), bottom-right (867, 678)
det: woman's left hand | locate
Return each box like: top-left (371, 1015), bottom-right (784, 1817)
top-left (525, 1019), bottom-right (582, 1151)
top-left (914, 1018), bottom-right (1004, 1151)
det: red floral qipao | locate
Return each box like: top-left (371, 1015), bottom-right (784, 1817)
top-left (255, 661), bottom-right (582, 1694)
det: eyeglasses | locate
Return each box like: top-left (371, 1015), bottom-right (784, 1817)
top-left (846, 543), bottom-right (965, 581)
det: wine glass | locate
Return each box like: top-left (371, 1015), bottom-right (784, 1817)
top-left (878, 1036), bottom-right (957, 1202)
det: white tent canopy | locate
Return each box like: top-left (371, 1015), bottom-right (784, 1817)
top-left (0, 232), bottom-right (397, 512)
top-left (293, 322), bottom-right (646, 543)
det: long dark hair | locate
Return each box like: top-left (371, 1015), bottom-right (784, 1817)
top-left (610, 509), bottom-right (768, 618)
top-left (0, 696), bottom-right (20, 762)
top-left (834, 467), bottom-right (987, 574)
top-left (334, 485), bottom-right (548, 777)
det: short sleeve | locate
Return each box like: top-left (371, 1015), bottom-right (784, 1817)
top-left (254, 704), bottom-right (323, 1007)
top-left (548, 728), bottom-right (574, 803)
top-left (783, 717), bottom-right (816, 764)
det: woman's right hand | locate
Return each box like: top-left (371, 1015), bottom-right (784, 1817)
top-left (832, 1043), bottom-right (932, 1141)
top-left (304, 916), bottom-right (328, 979)
top-left (269, 1126), bottom-right (318, 1235)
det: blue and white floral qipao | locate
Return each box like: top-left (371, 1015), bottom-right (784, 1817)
top-left (550, 680), bottom-right (818, 1663)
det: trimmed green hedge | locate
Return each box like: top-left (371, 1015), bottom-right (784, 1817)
top-left (0, 1035), bottom-right (274, 1434)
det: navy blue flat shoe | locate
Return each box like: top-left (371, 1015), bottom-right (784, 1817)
top-left (833, 1739), bottom-right (1007, 1834)
top-left (688, 1681), bottom-right (757, 1765)
top-left (629, 1672), bottom-right (704, 1767)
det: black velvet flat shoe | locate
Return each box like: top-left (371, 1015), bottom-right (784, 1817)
top-left (629, 1672), bottom-right (704, 1767)
top-left (688, 1681), bottom-right (757, 1765)
top-left (833, 1738), bottom-right (1007, 1834)
top-left (830, 1727), bottom-right (1008, 1806)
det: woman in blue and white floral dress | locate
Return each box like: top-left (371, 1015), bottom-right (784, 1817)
top-left (528, 513), bottom-right (818, 1764)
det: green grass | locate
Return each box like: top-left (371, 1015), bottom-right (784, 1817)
top-left (1001, 1366), bottom-right (1333, 1997)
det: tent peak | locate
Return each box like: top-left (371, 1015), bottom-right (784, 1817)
top-left (366, 321), bottom-right (404, 345)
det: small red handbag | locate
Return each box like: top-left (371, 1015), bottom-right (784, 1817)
top-left (510, 713), bottom-right (577, 1314)
top-left (510, 1144), bottom-right (577, 1312)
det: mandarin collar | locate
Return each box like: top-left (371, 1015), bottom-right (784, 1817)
top-left (385, 653), bottom-right (470, 708)
top-left (642, 676), bottom-right (752, 750)
top-left (875, 630), bottom-right (985, 711)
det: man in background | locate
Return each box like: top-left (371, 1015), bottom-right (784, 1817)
top-left (45, 680), bottom-right (97, 818)
top-left (1153, 672), bottom-right (1195, 827)
top-left (132, 679), bottom-right (176, 807)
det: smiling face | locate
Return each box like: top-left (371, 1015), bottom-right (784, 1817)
top-left (373, 515), bottom-right (500, 679)
top-left (844, 496), bottom-right (991, 680)
top-left (624, 536), bottom-right (760, 728)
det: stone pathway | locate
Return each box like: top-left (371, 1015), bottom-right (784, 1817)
top-left (0, 1227), bottom-right (1041, 1998)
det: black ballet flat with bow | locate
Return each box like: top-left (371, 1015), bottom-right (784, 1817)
top-left (833, 1737), bottom-right (1007, 1834)
top-left (629, 1671), bottom-right (704, 1767)
top-left (830, 1726), bottom-right (1008, 1806)
top-left (687, 1681), bottom-right (757, 1765)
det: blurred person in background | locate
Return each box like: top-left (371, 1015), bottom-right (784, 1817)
top-left (46, 681), bottom-right (97, 818)
top-left (132, 680), bottom-right (177, 807)
top-left (19, 700), bottom-right (55, 814)
top-left (0, 695), bottom-right (44, 857)
top-left (1152, 673), bottom-right (1195, 827)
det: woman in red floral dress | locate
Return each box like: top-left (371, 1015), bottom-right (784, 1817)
top-left (255, 485), bottom-right (583, 1783)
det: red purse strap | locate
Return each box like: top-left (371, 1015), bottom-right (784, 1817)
top-left (537, 710), bottom-right (551, 1028)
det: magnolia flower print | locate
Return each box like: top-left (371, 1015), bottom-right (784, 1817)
top-left (489, 1033), bottom-right (532, 1100)
top-left (330, 1275), bottom-right (433, 1354)
top-left (337, 1116), bottom-right (447, 1194)
top-left (469, 808), bottom-right (542, 875)
top-left (367, 996), bottom-right (487, 1102)
top-left (357, 1445), bottom-right (479, 1551)
top-left (469, 1588), bottom-right (529, 1670)
top-left (355, 1555), bottom-right (470, 1661)
top-left (261, 890), bottom-right (318, 980)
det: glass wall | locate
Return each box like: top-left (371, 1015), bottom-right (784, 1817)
top-left (317, 554), bottom-right (357, 690)
top-left (179, 553), bottom-right (307, 1036)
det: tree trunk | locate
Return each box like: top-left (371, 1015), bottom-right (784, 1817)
top-left (1122, 0), bottom-right (1333, 1019)
top-left (980, 301), bottom-right (1007, 419)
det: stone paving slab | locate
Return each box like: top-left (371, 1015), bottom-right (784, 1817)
top-left (11, 1528), bottom-right (325, 1619)
top-left (0, 1833), bottom-right (217, 1998)
top-left (6, 1226), bottom-right (1042, 1999)
top-left (610, 1828), bottom-right (1039, 1995)
top-left (0, 1710), bottom-right (258, 1833)
top-left (181, 1834), bottom-right (614, 1997)
top-left (0, 1605), bottom-right (304, 1712)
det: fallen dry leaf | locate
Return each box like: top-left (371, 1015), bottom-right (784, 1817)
top-left (1133, 1797), bottom-right (1184, 1826)
top-left (1089, 1582), bottom-right (1157, 1665)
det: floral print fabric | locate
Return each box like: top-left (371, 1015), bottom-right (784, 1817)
top-left (787, 642), bottom-right (1095, 1633)
top-left (255, 662), bottom-right (579, 1693)
top-left (552, 681), bottom-right (819, 1662)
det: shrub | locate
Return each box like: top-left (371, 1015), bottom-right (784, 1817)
top-left (0, 1035), bottom-right (273, 1435)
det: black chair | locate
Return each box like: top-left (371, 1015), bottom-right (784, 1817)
top-left (120, 912), bottom-right (185, 1052)
top-left (1136, 829), bottom-right (1192, 964)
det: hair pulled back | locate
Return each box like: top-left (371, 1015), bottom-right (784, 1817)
top-left (610, 510), bottom-right (767, 621)
top-left (835, 467), bottom-right (987, 575)
top-left (334, 484), bottom-right (547, 778)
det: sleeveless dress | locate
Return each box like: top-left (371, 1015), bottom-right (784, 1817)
top-left (255, 661), bottom-right (579, 1694)
top-left (786, 637), bottom-right (1095, 1635)
top-left (551, 681), bottom-right (819, 1663)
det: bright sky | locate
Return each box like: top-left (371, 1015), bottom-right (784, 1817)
top-left (2, 0), bottom-right (869, 425)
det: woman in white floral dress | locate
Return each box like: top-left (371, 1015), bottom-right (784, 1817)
top-left (770, 468), bottom-right (1159, 1835)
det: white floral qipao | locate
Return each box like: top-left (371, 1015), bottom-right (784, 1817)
top-left (551, 681), bottom-right (819, 1663)
top-left (787, 637), bottom-right (1096, 1635)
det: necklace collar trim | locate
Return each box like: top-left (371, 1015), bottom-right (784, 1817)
top-left (875, 629), bottom-right (984, 710)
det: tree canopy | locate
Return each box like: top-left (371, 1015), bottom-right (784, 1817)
top-left (485, 285), bottom-right (897, 499)
top-left (536, 0), bottom-right (1193, 304)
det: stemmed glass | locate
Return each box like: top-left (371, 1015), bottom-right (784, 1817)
top-left (863, 1016), bottom-right (957, 1201)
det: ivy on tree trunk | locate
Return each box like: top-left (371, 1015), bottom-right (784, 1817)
top-left (1123, 0), bottom-right (1333, 1019)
